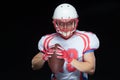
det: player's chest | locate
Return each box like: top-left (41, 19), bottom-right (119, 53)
top-left (48, 37), bottom-right (86, 58)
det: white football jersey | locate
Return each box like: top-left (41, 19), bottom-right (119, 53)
top-left (38, 30), bottom-right (100, 80)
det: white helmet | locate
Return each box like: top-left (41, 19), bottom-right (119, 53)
top-left (52, 3), bottom-right (79, 39)
top-left (52, 3), bottom-right (78, 19)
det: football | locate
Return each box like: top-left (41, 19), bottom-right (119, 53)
top-left (48, 44), bottom-right (64, 73)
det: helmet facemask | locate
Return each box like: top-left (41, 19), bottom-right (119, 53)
top-left (53, 18), bottom-right (79, 39)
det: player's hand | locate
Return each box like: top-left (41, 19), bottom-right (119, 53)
top-left (55, 45), bottom-right (73, 63)
top-left (42, 45), bottom-right (56, 61)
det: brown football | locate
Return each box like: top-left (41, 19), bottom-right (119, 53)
top-left (48, 44), bottom-right (64, 73)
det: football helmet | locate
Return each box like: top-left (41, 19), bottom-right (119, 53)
top-left (52, 3), bottom-right (79, 39)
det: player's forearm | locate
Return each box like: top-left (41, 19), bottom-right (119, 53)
top-left (32, 58), bottom-right (45, 69)
top-left (31, 52), bottom-right (45, 70)
top-left (71, 59), bottom-right (95, 74)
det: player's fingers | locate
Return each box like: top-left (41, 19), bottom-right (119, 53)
top-left (48, 55), bottom-right (52, 58)
top-left (57, 45), bottom-right (64, 50)
top-left (47, 52), bottom-right (54, 54)
top-left (56, 52), bottom-right (63, 55)
top-left (57, 55), bottom-right (64, 59)
top-left (56, 49), bottom-right (63, 53)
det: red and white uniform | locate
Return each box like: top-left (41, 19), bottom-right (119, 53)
top-left (38, 30), bottom-right (100, 80)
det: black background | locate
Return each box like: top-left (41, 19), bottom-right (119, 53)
top-left (2, 0), bottom-right (120, 80)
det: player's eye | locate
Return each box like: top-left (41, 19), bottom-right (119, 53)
top-left (56, 22), bottom-right (65, 26)
top-left (67, 22), bottom-right (73, 26)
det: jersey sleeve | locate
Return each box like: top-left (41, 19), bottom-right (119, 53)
top-left (89, 33), bottom-right (100, 49)
top-left (84, 32), bottom-right (100, 53)
top-left (38, 36), bottom-right (46, 51)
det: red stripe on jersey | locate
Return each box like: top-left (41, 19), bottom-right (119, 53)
top-left (43, 34), bottom-right (57, 51)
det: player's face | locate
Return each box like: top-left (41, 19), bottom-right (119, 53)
top-left (56, 20), bottom-right (75, 32)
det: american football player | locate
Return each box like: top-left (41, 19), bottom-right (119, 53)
top-left (31, 3), bottom-right (100, 80)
